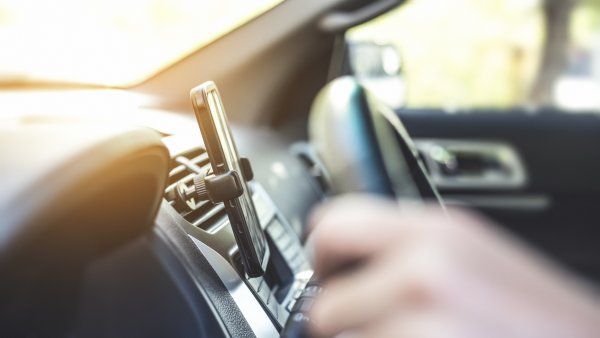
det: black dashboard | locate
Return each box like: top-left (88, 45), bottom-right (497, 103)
top-left (0, 82), bottom-right (327, 337)
top-left (71, 123), bottom-right (322, 337)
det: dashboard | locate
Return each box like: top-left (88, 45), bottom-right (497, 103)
top-left (0, 88), bottom-right (326, 337)
top-left (2, 0), bottom-right (600, 334)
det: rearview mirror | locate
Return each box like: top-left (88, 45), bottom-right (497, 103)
top-left (347, 41), bottom-right (405, 108)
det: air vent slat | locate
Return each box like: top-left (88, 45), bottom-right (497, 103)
top-left (192, 152), bottom-right (210, 166)
top-left (181, 199), bottom-right (213, 218)
top-left (192, 203), bottom-right (226, 229)
top-left (168, 164), bottom-right (188, 185)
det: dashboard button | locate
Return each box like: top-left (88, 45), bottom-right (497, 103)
top-left (286, 299), bottom-right (296, 312)
top-left (292, 297), bottom-right (314, 314)
top-left (277, 233), bottom-right (293, 249)
top-left (292, 288), bottom-right (303, 300)
top-left (268, 222), bottom-right (285, 240)
top-left (302, 285), bottom-right (323, 298)
top-left (280, 312), bottom-right (310, 338)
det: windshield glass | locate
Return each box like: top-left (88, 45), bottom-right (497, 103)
top-left (0, 0), bottom-right (283, 86)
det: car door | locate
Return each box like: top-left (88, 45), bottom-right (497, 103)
top-left (346, 0), bottom-right (600, 281)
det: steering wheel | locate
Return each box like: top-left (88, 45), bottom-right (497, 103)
top-left (309, 76), bottom-right (443, 205)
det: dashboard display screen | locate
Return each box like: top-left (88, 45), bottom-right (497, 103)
top-left (192, 82), bottom-right (268, 277)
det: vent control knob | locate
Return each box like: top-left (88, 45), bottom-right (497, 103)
top-left (193, 174), bottom-right (210, 201)
top-left (191, 170), bottom-right (244, 204)
top-left (169, 169), bottom-right (246, 208)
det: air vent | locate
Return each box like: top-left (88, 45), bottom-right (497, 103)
top-left (164, 147), bottom-right (228, 231)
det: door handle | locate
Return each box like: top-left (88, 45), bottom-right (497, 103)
top-left (415, 139), bottom-right (527, 190)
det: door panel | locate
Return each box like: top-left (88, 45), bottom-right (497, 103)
top-left (397, 108), bottom-right (600, 281)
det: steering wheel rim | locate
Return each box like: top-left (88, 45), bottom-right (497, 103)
top-left (309, 76), bottom-right (443, 205)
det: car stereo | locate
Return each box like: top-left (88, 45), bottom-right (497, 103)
top-left (190, 82), bottom-right (269, 277)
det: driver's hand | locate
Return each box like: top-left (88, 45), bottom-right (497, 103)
top-left (307, 196), bottom-right (600, 338)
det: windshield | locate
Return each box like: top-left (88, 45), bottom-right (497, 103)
top-left (0, 0), bottom-right (282, 87)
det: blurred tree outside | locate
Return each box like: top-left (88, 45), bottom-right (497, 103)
top-left (530, 0), bottom-right (577, 105)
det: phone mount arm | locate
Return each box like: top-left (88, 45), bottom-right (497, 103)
top-left (194, 170), bottom-right (243, 203)
top-left (168, 157), bottom-right (254, 206)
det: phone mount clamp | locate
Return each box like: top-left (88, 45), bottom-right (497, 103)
top-left (170, 157), bottom-right (255, 207)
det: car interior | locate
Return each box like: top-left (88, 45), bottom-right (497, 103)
top-left (1, 0), bottom-right (599, 337)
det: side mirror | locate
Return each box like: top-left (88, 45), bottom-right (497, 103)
top-left (348, 41), bottom-right (402, 78)
top-left (347, 41), bottom-right (405, 108)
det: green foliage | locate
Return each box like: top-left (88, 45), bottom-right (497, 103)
top-left (349, 0), bottom-right (600, 108)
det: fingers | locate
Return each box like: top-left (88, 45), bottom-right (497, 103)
top-left (308, 195), bottom-right (451, 278)
top-left (310, 244), bottom-right (450, 337)
top-left (309, 243), bottom-right (517, 338)
top-left (307, 196), bottom-right (600, 338)
top-left (309, 255), bottom-right (402, 336)
top-left (350, 308), bottom-right (510, 338)
top-left (307, 198), bottom-right (518, 337)
top-left (307, 195), bottom-right (405, 278)
top-left (351, 310), bottom-right (456, 338)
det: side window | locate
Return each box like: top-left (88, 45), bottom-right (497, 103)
top-left (557, 0), bottom-right (600, 109)
top-left (347, 0), bottom-right (600, 111)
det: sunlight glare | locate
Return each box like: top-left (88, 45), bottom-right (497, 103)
top-left (0, 0), bottom-right (282, 86)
